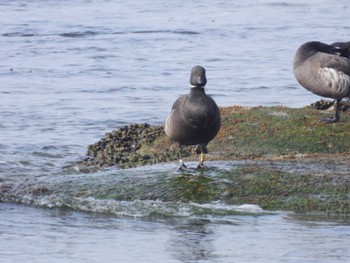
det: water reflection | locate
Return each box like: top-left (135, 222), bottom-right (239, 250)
top-left (2, 204), bottom-right (350, 263)
top-left (287, 212), bottom-right (350, 225)
top-left (169, 219), bottom-right (216, 262)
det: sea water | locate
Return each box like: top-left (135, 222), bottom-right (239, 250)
top-left (1, 0), bottom-right (350, 262)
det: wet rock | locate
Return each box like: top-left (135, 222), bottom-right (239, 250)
top-left (310, 99), bottom-right (334, 110)
top-left (310, 99), bottom-right (350, 111)
top-left (82, 123), bottom-right (197, 168)
top-left (83, 105), bottom-right (350, 170)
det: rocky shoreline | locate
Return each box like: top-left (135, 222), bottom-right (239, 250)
top-left (74, 102), bottom-right (350, 214)
top-left (83, 101), bottom-right (350, 169)
top-left (2, 102), bottom-right (350, 215)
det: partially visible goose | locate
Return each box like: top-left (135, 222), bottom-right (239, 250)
top-left (331, 41), bottom-right (350, 58)
top-left (165, 65), bottom-right (221, 170)
top-left (293, 41), bottom-right (350, 122)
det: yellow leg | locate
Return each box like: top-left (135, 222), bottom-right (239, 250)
top-left (200, 153), bottom-right (205, 165)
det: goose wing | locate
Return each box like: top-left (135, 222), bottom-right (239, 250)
top-left (314, 52), bottom-right (350, 76)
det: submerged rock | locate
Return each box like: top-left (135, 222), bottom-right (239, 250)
top-left (2, 157), bottom-right (350, 215)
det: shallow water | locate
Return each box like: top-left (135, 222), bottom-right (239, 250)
top-left (1, 203), bottom-right (350, 263)
top-left (1, 0), bottom-right (350, 262)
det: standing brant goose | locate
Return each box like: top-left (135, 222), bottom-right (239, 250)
top-left (293, 41), bottom-right (350, 122)
top-left (165, 65), bottom-right (221, 170)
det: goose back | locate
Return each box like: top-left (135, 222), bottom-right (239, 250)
top-left (293, 41), bottom-right (350, 99)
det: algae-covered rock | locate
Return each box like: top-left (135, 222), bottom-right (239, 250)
top-left (83, 104), bottom-right (350, 168)
top-left (213, 105), bottom-right (350, 158)
top-left (2, 157), bottom-right (350, 214)
top-left (83, 123), bottom-right (199, 168)
top-left (2, 104), bottom-right (350, 215)
top-left (83, 123), bottom-right (162, 168)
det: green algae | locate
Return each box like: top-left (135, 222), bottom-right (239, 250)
top-left (73, 105), bottom-right (350, 214)
top-left (57, 158), bottom-right (350, 214)
top-left (2, 157), bottom-right (350, 214)
top-left (214, 164), bottom-right (350, 213)
top-left (213, 106), bottom-right (350, 158)
top-left (83, 105), bottom-right (350, 168)
top-left (167, 174), bottom-right (218, 203)
top-left (2, 105), bottom-right (349, 214)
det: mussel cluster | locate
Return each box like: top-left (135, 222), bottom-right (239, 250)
top-left (310, 99), bottom-right (350, 111)
top-left (83, 123), bottom-right (196, 168)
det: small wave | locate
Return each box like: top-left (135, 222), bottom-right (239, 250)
top-left (57, 29), bottom-right (199, 38)
top-left (32, 151), bottom-right (63, 158)
top-left (173, 30), bottom-right (200, 35)
top-left (265, 2), bottom-right (308, 7)
top-left (131, 30), bottom-right (199, 35)
top-left (193, 202), bottom-right (264, 214)
top-left (0, 143), bottom-right (8, 149)
top-left (1, 192), bottom-right (265, 218)
top-left (59, 31), bottom-right (99, 38)
top-left (2, 32), bottom-right (35, 37)
top-left (40, 145), bottom-right (59, 150)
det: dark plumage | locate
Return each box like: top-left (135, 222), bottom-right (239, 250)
top-left (165, 66), bottom-right (221, 169)
top-left (293, 41), bottom-right (350, 122)
top-left (331, 41), bottom-right (350, 58)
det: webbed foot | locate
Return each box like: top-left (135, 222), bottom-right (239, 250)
top-left (321, 99), bottom-right (341, 123)
top-left (178, 160), bottom-right (187, 171)
top-left (197, 163), bottom-right (209, 170)
top-left (321, 116), bottom-right (340, 123)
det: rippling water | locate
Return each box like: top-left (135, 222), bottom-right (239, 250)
top-left (1, 0), bottom-right (350, 262)
top-left (1, 0), bottom-right (350, 179)
top-left (1, 204), bottom-right (350, 263)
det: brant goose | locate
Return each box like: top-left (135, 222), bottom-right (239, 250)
top-left (293, 41), bottom-right (350, 122)
top-left (165, 66), bottom-right (221, 170)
